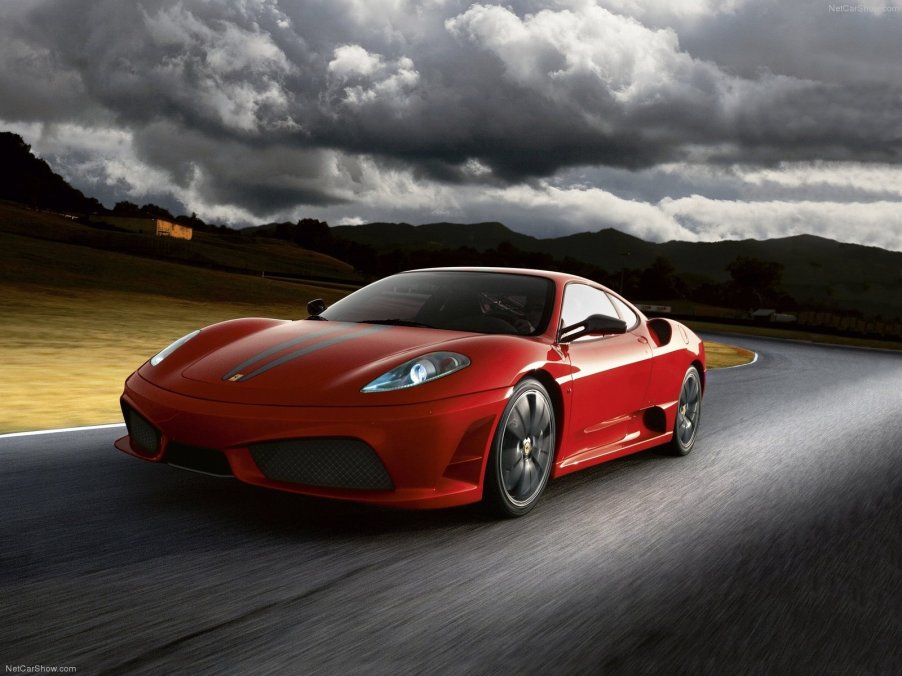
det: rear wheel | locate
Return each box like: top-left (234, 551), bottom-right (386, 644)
top-left (483, 378), bottom-right (557, 517)
top-left (667, 366), bottom-right (702, 456)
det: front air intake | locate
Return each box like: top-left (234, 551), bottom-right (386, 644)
top-left (121, 401), bottom-right (161, 457)
top-left (249, 438), bottom-right (394, 490)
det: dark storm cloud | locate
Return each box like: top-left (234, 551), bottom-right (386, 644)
top-left (1, 0), bottom-right (901, 220)
top-left (130, 121), bottom-right (349, 210)
top-left (679, 0), bottom-right (902, 88)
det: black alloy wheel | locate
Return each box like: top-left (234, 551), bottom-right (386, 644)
top-left (668, 366), bottom-right (702, 456)
top-left (484, 378), bottom-right (557, 517)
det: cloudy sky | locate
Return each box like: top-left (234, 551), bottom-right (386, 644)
top-left (3, 0), bottom-right (902, 250)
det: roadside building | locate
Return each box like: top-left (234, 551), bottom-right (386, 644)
top-left (751, 308), bottom-right (797, 323)
top-left (751, 308), bottom-right (776, 322)
top-left (99, 216), bottom-right (193, 240)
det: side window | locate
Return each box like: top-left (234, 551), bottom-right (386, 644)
top-left (608, 294), bottom-right (638, 329)
top-left (561, 283), bottom-right (619, 330)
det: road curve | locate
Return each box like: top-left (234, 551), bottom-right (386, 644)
top-left (1, 335), bottom-right (900, 674)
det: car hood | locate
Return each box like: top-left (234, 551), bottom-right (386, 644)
top-left (142, 320), bottom-right (480, 406)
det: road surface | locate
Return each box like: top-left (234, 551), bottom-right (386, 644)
top-left (1, 334), bottom-right (900, 674)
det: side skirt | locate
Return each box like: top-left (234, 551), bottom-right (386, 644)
top-left (551, 431), bottom-right (673, 478)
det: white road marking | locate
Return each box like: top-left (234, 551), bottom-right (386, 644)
top-left (0, 422), bottom-right (125, 439)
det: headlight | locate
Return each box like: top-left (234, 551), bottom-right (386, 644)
top-left (150, 329), bottom-right (201, 366)
top-left (362, 352), bottom-right (470, 392)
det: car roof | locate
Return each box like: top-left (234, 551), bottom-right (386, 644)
top-left (401, 266), bottom-right (600, 288)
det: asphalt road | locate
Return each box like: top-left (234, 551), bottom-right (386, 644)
top-left (2, 334), bottom-right (901, 675)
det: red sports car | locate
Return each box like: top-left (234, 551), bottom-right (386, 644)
top-left (116, 267), bottom-right (704, 516)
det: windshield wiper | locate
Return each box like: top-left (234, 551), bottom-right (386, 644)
top-left (357, 318), bottom-right (435, 328)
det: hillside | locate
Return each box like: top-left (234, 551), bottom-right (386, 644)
top-left (0, 201), bottom-right (361, 284)
top-left (0, 132), bottom-right (101, 213)
top-left (0, 217), bottom-right (348, 307)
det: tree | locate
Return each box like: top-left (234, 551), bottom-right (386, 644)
top-left (725, 256), bottom-right (785, 307)
top-left (294, 218), bottom-right (331, 249)
top-left (112, 201), bottom-right (141, 216)
top-left (138, 203), bottom-right (175, 220)
top-left (639, 256), bottom-right (685, 300)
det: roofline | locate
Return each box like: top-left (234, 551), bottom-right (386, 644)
top-left (400, 266), bottom-right (598, 286)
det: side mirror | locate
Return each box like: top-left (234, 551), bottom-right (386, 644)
top-left (559, 314), bottom-right (628, 342)
top-left (306, 298), bottom-right (327, 318)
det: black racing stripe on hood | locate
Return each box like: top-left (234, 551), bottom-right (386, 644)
top-left (222, 324), bottom-right (345, 381)
top-left (236, 325), bottom-right (389, 382)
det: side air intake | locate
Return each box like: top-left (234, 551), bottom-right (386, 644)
top-left (166, 443), bottom-right (234, 477)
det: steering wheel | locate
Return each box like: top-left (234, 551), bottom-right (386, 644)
top-left (484, 311), bottom-right (529, 334)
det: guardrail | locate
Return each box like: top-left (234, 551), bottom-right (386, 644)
top-left (644, 311), bottom-right (902, 343)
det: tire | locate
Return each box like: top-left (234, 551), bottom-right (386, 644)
top-left (483, 378), bottom-right (557, 517)
top-left (666, 366), bottom-right (702, 456)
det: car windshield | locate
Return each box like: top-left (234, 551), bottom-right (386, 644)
top-left (319, 270), bottom-right (556, 336)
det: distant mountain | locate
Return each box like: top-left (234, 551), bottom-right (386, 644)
top-left (332, 221), bottom-right (902, 319)
top-left (331, 222), bottom-right (680, 272)
top-left (331, 221), bottom-right (540, 252)
top-left (0, 132), bottom-right (101, 214)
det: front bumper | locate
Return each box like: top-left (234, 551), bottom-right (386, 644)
top-left (115, 373), bottom-right (507, 509)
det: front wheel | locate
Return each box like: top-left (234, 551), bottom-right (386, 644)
top-left (666, 366), bottom-right (702, 456)
top-left (483, 378), bottom-right (557, 518)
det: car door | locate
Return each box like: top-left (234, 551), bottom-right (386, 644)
top-left (559, 283), bottom-right (653, 460)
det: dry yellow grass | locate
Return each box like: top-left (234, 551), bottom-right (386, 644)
top-left (703, 341), bottom-right (756, 369)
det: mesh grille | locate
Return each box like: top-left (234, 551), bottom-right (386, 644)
top-left (122, 402), bottom-right (160, 457)
top-left (249, 438), bottom-right (393, 490)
